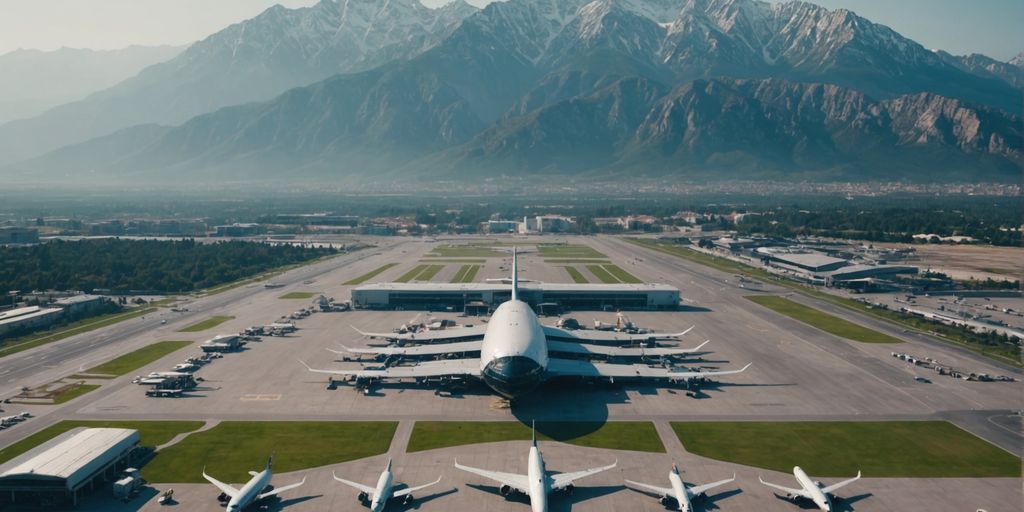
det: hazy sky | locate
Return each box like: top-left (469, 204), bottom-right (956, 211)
top-left (1, 0), bottom-right (1020, 60)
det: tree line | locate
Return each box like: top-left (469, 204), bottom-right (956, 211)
top-left (0, 239), bottom-right (337, 294)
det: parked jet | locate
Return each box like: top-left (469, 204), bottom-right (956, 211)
top-left (625, 464), bottom-right (735, 511)
top-left (202, 456), bottom-right (305, 511)
top-left (333, 459), bottom-right (442, 512)
top-left (455, 423), bottom-right (616, 512)
top-left (759, 466), bottom-right (861, 512)
top-left (302, 249), bottom-right (750, 398)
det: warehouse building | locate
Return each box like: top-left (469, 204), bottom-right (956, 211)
top-left (0, 306), bottom-right (63, 338)
top-left (756, 249), bottom-right (850, 272)
top-left (352, 283), bottom-right (680, 311)
top-left (0, 427), bottom-right (139, 507)
top-left (822, 264), bottom-right (919, 282)
top-left (53, 295), bottom-right (108, 319)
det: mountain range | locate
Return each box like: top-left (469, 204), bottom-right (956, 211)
top-left (3, 0), bottom-right (1022, 184)
top-left (0, 45), bottom-right (183, 125)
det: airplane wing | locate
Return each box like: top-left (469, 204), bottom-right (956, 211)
top-left (454, 460), bottom-right (530, 494)
top-left (257, 476), bottom-right (305, 501)
top-left (351, 325), bottom-right (488, 342)
top-left (624, 480), bottom-right (672, 497)
top-left (688, 474), bottom-right (736, 496)
top-left (545, 358), bottom-right (750, 381)
top-left (330, 341), bottom-right (483, 357)
top-left (202, 470), bottom-right (240, 499)
top-left (546, 340), bottom-right (710, 358)
top-left (758, 476), bottom-right (811, 499)
top-left (550, 461), bottom-right (617, 491)
top-left (543, 325), bottom-right (694, 343)
top-left (300, 358), bottom-right (482, 379)
top-left (392, 476), bottom-right (443, 499)
top-left (821, 471), bottom-right (861, 495)
top-left (332, 472), bottom-right (377, 496)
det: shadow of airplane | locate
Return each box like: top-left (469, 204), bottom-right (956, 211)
top-left (390, 487), bottom-right (459, 511)
top-left (466, 484), bottom-right (623, 511)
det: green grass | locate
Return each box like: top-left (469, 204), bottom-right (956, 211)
top-left (0, 306), bottom-right (156, 359)
top-left (0, 420), bottom-right (204, 465)
top-left (199, 254), bottom-right (339, 296)
top-left (586, 265), bottom-right (620, 284)
top-left (428, 245), bottom-right (506, 258)
top-left (177, 315), bottom-right (235, 333)
top-left (981, 267), bottom-right (1016, 276)
top-left (408, 421), bottom-right (664, 453)
top-left (544, 259), bottom-right (612, 264)
top-left (50, 383), bottom-right (101, 404)
top-left (565, 266), bottom-right (588, 283)
top-left (344, 263), bottom-right (399, 285)
top-left (396, 264), bottom-right (427, 283)
top-left (418, 265), bottom-right (445, 281)
top-left (421, 259), bottom-right (487, 264)
top-left (538, 244), bottom-right (606, 258)
top-left (142, 421), bottom-right (397, 483)
top-left (85, 340), bottom-right (193, 376)
top-left (671, 421), bottom-right (1021, 477)
top-left (451, 265), bottom-right (481, 283)
top-left (278, 292), bottom-right (318, 299)
top-left (747, 296), bottom-right (901, 344)
top-left (603, 264), bottom-right (642, 283)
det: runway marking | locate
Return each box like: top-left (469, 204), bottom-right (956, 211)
top-left (240, 393), bottom-right (281, 401)
top-left (747, 325), bottom-right (769, 333)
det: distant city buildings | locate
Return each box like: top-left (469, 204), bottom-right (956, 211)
top-left (0, 227), bottom-right (38, 245)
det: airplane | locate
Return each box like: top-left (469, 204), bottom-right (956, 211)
top-left (333, 458), bottom-right (442, 512)
top-left (455, 422), bottom-right (616, 512)
top-left (625, 463), bottom-right (735, 511)
top-left (202, 456), bottom-right (306, 511)
top-left (302, 248), bottom-right (750, 399)
top-left (759, 466), bottom-right (861, 512)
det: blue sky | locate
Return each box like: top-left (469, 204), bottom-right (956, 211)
top-left (1, 0), bottom-right (1021, 60)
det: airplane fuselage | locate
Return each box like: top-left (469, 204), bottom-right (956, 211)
top-left (370, 469), bottom-right (393, 512)
top-left (528, 444), bottom-right (548, 512)
top-left (669, 470), bottom-right (692, 512)
top-left (480, 299), bottom-right (548, 398)
top-left (227, 468), bottom-right (272, 511)
top-left (793, 466), bottom-right (832, 512)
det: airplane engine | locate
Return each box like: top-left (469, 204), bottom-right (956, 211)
top-left (499, 485), bottom-right (514, 496)
top-left (659, 495), bottom-right (671, 505)
top-left (564, 483), bottom-right (575, 495)
top-left (403, 494), bottom-right (414, 505)
top-left (357, 491), bottom-right (369, 503)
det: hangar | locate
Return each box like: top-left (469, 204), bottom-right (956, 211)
top-left (0, 427), bottom-right (139, 507)
top-left (351, 282), bottom-right (681, 311)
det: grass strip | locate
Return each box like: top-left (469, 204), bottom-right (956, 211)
top-left (538, 244), bottom-right (606, 258)
top-left (565, 266), bottom-right (588, 283)
top-left (0, 306), bottom-right (156, 359)
top-left (408, 421), bottom-right (664, 453)
top-left (671, 421), bottom-right (1020, 477)
top-left (278, 292), bottom-right (318, 299)
top-left (462, 265), bottom-right (481, 283)
top-left (143, 421), bottom-right (397, 483)
top-left (418, 265), bottom-right (445, 281)
top-left (0, 420), bottom-right (204, 465)
top-left (627, 239), bottom-right (1020, 366)
top-left (586, 265), bottom-right (620, 284)
top-left (85, 340), bottom-right (193, 376)
top-left (428, 245), bottom-right (506, 258)
top-left (51, 383), bottom-right (101, 404)
top-left (200, 254), bottom-right (339, 296)
top-left (420, 259), bottom-right (487, 263)
top-left (344, 263), bottom-right (399, 285)
top-left (396, 264), bottom-right (428, 283)
top-left (603, 264), bottom-right (642, 284)
top-left (177, 315), bottom-right (234, 333)
top-left (747, 296), bottom-right (901, 343)
top-left (544, 259), bottom-right (612, 264)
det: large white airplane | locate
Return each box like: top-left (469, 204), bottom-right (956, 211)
top-left (302, 248), bottom-right (750, 398)
top-left (759, 466), bottom-right (861, 512)
top-left (625, 463), bottom-right (735, 511)
top-left (454, 423), bottom-right (616, 512)
top-left (333, 458), bottom-right (442, 512)
top-left (202, 456), bottom-right (306, 512)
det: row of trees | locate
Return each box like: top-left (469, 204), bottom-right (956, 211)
top-left (0, 239), bottom-right (337, 294)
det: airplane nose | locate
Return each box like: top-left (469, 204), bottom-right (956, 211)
top-left (482, 356), bottom-right (544, 398)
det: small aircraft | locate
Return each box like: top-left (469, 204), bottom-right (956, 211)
top-left (333, 458), bottom-right (442, 512)
top-left (759, 466), bottom-right (861, 512)
top-left (625, 463), bottom-right (735, 511)
top-left (202, 456), bottom-right (305, 511)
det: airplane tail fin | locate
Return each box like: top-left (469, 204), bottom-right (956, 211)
top-left (267, 454), bottom-right (273, 470)
top-left (511, 247), bottom-right (519, 301)
top-left (531, 419), bottom-right (537, 447)
top-left (386, 458), bottom-right (393, 472)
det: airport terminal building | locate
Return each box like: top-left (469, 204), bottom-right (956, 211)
top-left (351, 283), bottom-right (681, 312)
